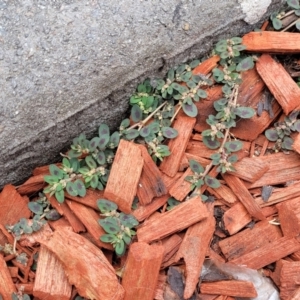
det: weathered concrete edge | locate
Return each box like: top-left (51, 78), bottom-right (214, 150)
top-left (1, 3), bottom-right (283, 188)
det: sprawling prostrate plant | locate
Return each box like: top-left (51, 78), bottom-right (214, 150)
top-left (185, 37), bottom-right (256, 199)
top-left (265, 110), bottom-right (300, 151)
top-left (43, 124), bottom-right (120, 202)
top-left (97, 199), bottom-right (139, 256)
top-left (1, 193), bottom-right (60, 265)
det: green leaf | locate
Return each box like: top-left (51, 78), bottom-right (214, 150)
top-left (44, 175), bottom-right (59, 184)
top-left (212, 68), bottom-right (224, 81)
top-left (125, 129), bottom-right (140, 140)
top-left (49, 164), bottom-right (64, 179)
top-left (220, 51), bottom-right (230, 59)
top-left (98, 123), bottom-right (110, 137)
top-left (189, 159), bottom-right (204, 174)
top-left (233, 44), bottom-right (246, 51)
top-left (224, 140), bottom-right (243, 152)
top-left (97, 199), bottom-right (118, 213)
top-left (100, 233), bottom-right (118, 243)
top-left (204, 176), bottom-right (221, 188)
top-left (90, 175), bottom-right (99, 189)
top-left (167, 197), bottom-right (181, 210)
top-left (162, 127), bottom-right (178, 139)
top-left (68, 149), bottom-right (82, 158)
top-left (182, 102), bottom-right (198, 117)
top-left (295, 9), bottom-right (300, 16)
top-left (119, 213), bottom-right (139, 228)
top-left (85, 156), bottom-right (97, 169)
top-left (265, 128), bottom-right (279, 141)
top-left (109, 131), bottom-right (120, 147)
top-left (197, 89), bottom-right (207, 99)
top-left (228, 154), bottom-right (238, 163)
top-left (234, 106), bottom-right (255, 118)
top-left (74, 179), bottom-right (86, 197)
top-left (149, 122), bottom-right (160, 133)
top-left (95, 150), bottom-right (106, 165)
top-left (296, 20), bottom-right (300, 31)
top-left (28, 202), bottom-right (44, 215)
top-left (215, 44), bottom-right (227, 53)
top-left (282, 136), bottom-right (294, 150)
top-left (236, 57), bottom-right (254, 72)
top-left (123, 233), bottom-right (132, 245)
top-left (131, 104), bottom-right (143, 122)
top-left (115, 239), bottom-right (126, 256)
top-left (98, 135), bottom-right (110, 150)
top-left (272, 18), bottom-right (282, 30)
top-left (168, 69), bottom-right (175, 80)
top-left (287, 0), bottom-right (300, 9)
top-left (120, 118), bottom-right (130, 129)
top-left (89, 137), bottom-right (100, 151)
top-left (140, 125), bottom-right (152, 138)
top-left (202, 136), bottom-right (220, 149)
top-left (62, 157), bottom-right (70, 168)
top-left (231, 37), bottom-right (242, 44)
top-left (55, 189), bottom-right (65, 203)
top-left (66, 181), bottom-right (78, 196)
top-left (99, 217), bottom-right (121, 234)
top-left (189, 59), bottom-right (200, 69)
top-left (45, 209), bottom-right (61, 221)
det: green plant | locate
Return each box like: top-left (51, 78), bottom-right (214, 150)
top-left (166, 197), bottom-right (181, 210)
top-left (11, 292), bottom-right (30, 300)
top-left (270, 0), bottom-right (300, 31)
top-left (43, 124), bottom-right (119, 202)
top-left (265, 110), bottom-right (300, 151)
top-left (97, 199), bottom-right (139, 256)
top-left (3, 193), bottom-right (60, 255)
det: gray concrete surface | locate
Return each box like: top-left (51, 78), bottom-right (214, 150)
top-left (0, 0), bottom-right (284, 188)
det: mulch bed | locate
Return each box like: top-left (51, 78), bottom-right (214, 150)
top-left (2, 19), bottom-right (300, 300)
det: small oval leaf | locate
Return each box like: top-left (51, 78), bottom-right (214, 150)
top-left (131, 104), bottom-right (143, 122)
top-left (202, 136), bottom-right (220, 149)
top-left (182, 102), bottom-right (198, 117)
top-left (97, 199), bottom-right (118, 213)
top-left (236, 57), bottom-right (254, 72)
top-left (265, 128), bottom-right (279, 142)
top-left (74, 179), bottom-right (86, 197)
top-left (99, 217), bottom-right (121, 234)
top-left (162, 127), bottom-right (178, 139)
top-left (28, 202), bottom-right (44, 215)
top-left (66, 182), bottom-right (78, 197)
top-left (235, 106), bottom-right (255, 119)
top-left (55, 189), bottom-right (65, 203)
top-left (204, 176), bottom-right (221, 189)
top-left (224, 140), bottom-right (243, 152)
top-left (125, 129), bottom-right (140, 140)
top-left (49, 164), bottom-right (64, 179)
top-left (189, 159), bottom-right (204, 174)
top-left (85, 156), bottom-right (97, 169)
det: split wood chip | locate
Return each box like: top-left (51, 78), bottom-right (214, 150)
top-left (227, 156), bottom-right (269, 183)
top-left (255, 181), bottom-right (300, 207)
top-left (17, 174), bottom-right (46, 195)
top-left (270, 259), bottom-right (285, 288)
top-left (245, 152), bottom-right (300, 188)
top-left (0, 253), bottom-right (17, 299)
top-left (137, 145), bottom-right (167, 205)
top-left (0, 184), bottom-right (31, 226)
top-left (200, 280), bottom-right (257, 298)
top-left (159, 114), bottom-right (196, 177)
top-left (137, 196), bottom-right (208, 243)
top-left (168, 168), bottom-right (193, 201)
top-left (133, 194), bottom-right (169, 222)
top-left (206, 184), bottom-right (237, 206)
top-left (222, 174), bottom-right (265, 220)
top-left (192, 55), bottom-right (220, 75)
top-left (242, 31), bottom-right (300, 53)
top-left (256, 54), bottom-right (300, 115)
top-left (175, 203), bottom-right (215, 299)
top-left (33, 245), bottom-right (72, 300)
top-left (161, 234), bottom-right (183, 266)
top-left (104, 139), bottom-right (144, 213)
top-left (230, 236), bottom-right (300, 270)
top-left (219, 220), bottom-right (282, 261)
top-left (179, 153), bottom-right (189, 172)
top-left (280, 260), bottom-right (300, 300)
top-left (36, 227), bottom-right (124, 299)
top-left (46, 194), bottom-right (86, 233)
top-left (122, 242), bottom-right (164, 300)
top-left (223, 202), bottom-right (252, 235)
top-left (290, 287), bottom-right (300, 300)
top-left (277, 197), bottom-right (300, 237)
top-left (66, 200), bottom-right (113, 250)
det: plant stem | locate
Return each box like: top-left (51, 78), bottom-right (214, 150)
top-left (128, 101), bottom-right (167, 131)
top-left (170, 103), bottom-right (182, 124)
top-left (281, 17), bottom-right (300, 32)
top-left (194, 84), bottom-right (239, 193)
